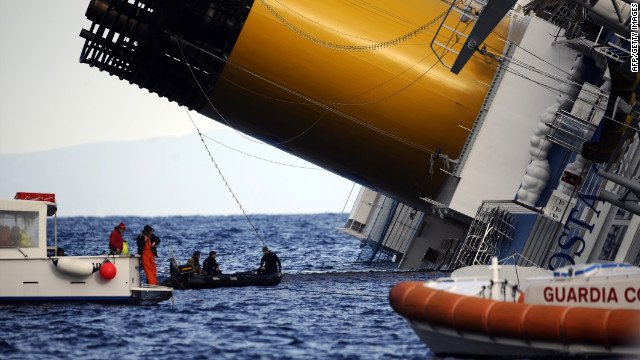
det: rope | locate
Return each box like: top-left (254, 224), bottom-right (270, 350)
top-left (176, 28), bottom-right (438, 108)
top-left (484, 44), bottom-right (640, 133)
top-left (100, 253), bottom-right (112, 265)
top-left (334, 182), bottom-right (357, 229)
top-left (156, 256), bottom-right (204, 304)
top-left (279, 286), bottom-right (387, 298)
top-left (175, 37), bottom-right (438, 155)
top-left (200, 133), bottom-right (323, 170)
top-left (279, 107), bottom-right (330, 144)
top-left (498, 35), bottom-right (573, 77)
top-left (501, 251), bottom-right (549, 269)
top-left (185, 109), bottom-right (266, 248)
top-left (259, 0), bottom-right (448, 52)
top-left (175, 36), bottom-right (333, 169)
top-left (176, 41), bottom-right (263, 145)
top-left (502, 65), bottom-right (614, 125)
top-left (182, 0), bottom-right (446, 149)
top-left (250, 52), bottom-right (440, 143)
top-left (469, 38), bottom-right (595, 96)
top-left (271, 0), bottom-right (394, 41)
top-left (335, 58), bottom-right (440, 107)
top-left (345, 0), bottom-right (422, 27)
top-left (177, 38), bottom-right (434, 108)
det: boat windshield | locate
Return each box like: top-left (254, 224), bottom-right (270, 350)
top-left (0, 210), bottom-right (39, 248)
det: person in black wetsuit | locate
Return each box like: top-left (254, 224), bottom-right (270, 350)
top-left (258, 246), bottom-right (281, 274)
top-left (202, 251), bottom-right (222, 275)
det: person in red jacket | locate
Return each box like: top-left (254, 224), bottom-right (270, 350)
top-left (109, 222), bottom-right (126, 254)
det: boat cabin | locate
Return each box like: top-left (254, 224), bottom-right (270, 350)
top-left (0, 193), bottom-right (56, 260)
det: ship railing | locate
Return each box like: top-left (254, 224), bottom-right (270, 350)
top-left (431, 0), bottom-right (518, 73)
top-left (592, 41), bottom-right (632, 64)
top-left (452, 201), bottom-right (523, 268)
top-left (555, 34), bottom-right (632, 64)
top-left (453, 200), bottom-right (542, 269)
top-left (545, 110), bottom-right (598, 153)
top-left (430, 0), bottom-right (486, 69)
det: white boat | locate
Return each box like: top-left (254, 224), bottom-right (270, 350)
top-left (390, 257), bottom-right (640, 357)
top-left (0, 193), bottom-right (173, 304)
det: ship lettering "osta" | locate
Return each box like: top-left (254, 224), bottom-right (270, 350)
top-left (548, 193), bottom-right (600, 270)
top-left (544, 286), bottom-right (640, 303)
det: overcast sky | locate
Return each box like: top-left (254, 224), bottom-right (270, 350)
top-left (0, 1), bottom-right (358, 216)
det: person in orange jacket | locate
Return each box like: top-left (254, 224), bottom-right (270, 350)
top-left (136, 225), bottom-right (160, 285)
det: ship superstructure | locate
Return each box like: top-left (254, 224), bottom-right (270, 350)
top-left (339, 0), bottom-right (640, 272)
top-left (78, 0), bottom-right (639, 272)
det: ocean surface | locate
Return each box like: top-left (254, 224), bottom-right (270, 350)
top-left (0, 214), bottom-right (446, 360)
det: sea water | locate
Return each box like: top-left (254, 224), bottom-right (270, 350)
top-left (0, 214), bottom-right (440, 360)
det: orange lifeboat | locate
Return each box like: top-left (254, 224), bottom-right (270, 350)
top-left (389, 281), bottom-right (640, 357)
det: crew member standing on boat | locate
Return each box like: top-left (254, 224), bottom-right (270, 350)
top-left (137, 225), bottom-right (160, 285)
top-left (202, 251), bottom-right (222, 275)
top-left (109, 222), bottom-right (126, 254)
top-left (258, 246), bottom-right (281, 274)
top-left (187, 251), bottom-right (203, 274)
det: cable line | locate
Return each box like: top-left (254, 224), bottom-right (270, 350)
top-left (200, 132), bottom-right (324, 170)
top-left (175, 37), bottom-right (439, 156)
top-left (468, 36), bottom-right (639, 133)
top-left (185, 109), bottom-right (266, 248)
top-left (334, 182), bottom-right (357, 230)
top-left (345, 0), bottom-right (421, 27)
top-left (498, 65), bottom-right (640, 133)
top-left (157, 254), bottom-right (204, 304)
top-left (271, 0), bottom-right (384, 41)
top-left (176, 41), bottom-right (264, 145)
top-left (279, 286), bottom-right (388, 298)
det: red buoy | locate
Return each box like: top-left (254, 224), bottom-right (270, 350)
top-left (99, 261), bottom-right (117, 280)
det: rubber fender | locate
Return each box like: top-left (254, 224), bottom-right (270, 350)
top-left (54, 257), bottom-right (95, 277)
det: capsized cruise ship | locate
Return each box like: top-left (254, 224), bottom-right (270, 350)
top-left (78, 0), bottom-right (639, 273)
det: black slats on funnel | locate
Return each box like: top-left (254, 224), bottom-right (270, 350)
top-left (79, 0), bottom-right (254, 110)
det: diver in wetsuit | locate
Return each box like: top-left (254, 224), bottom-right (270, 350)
top-left (258, 246), bottom-right (281, 274)
top-left (202, 251), bottom-right (222, 275)
top-left (186, 251), bottom-right (203, 274)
